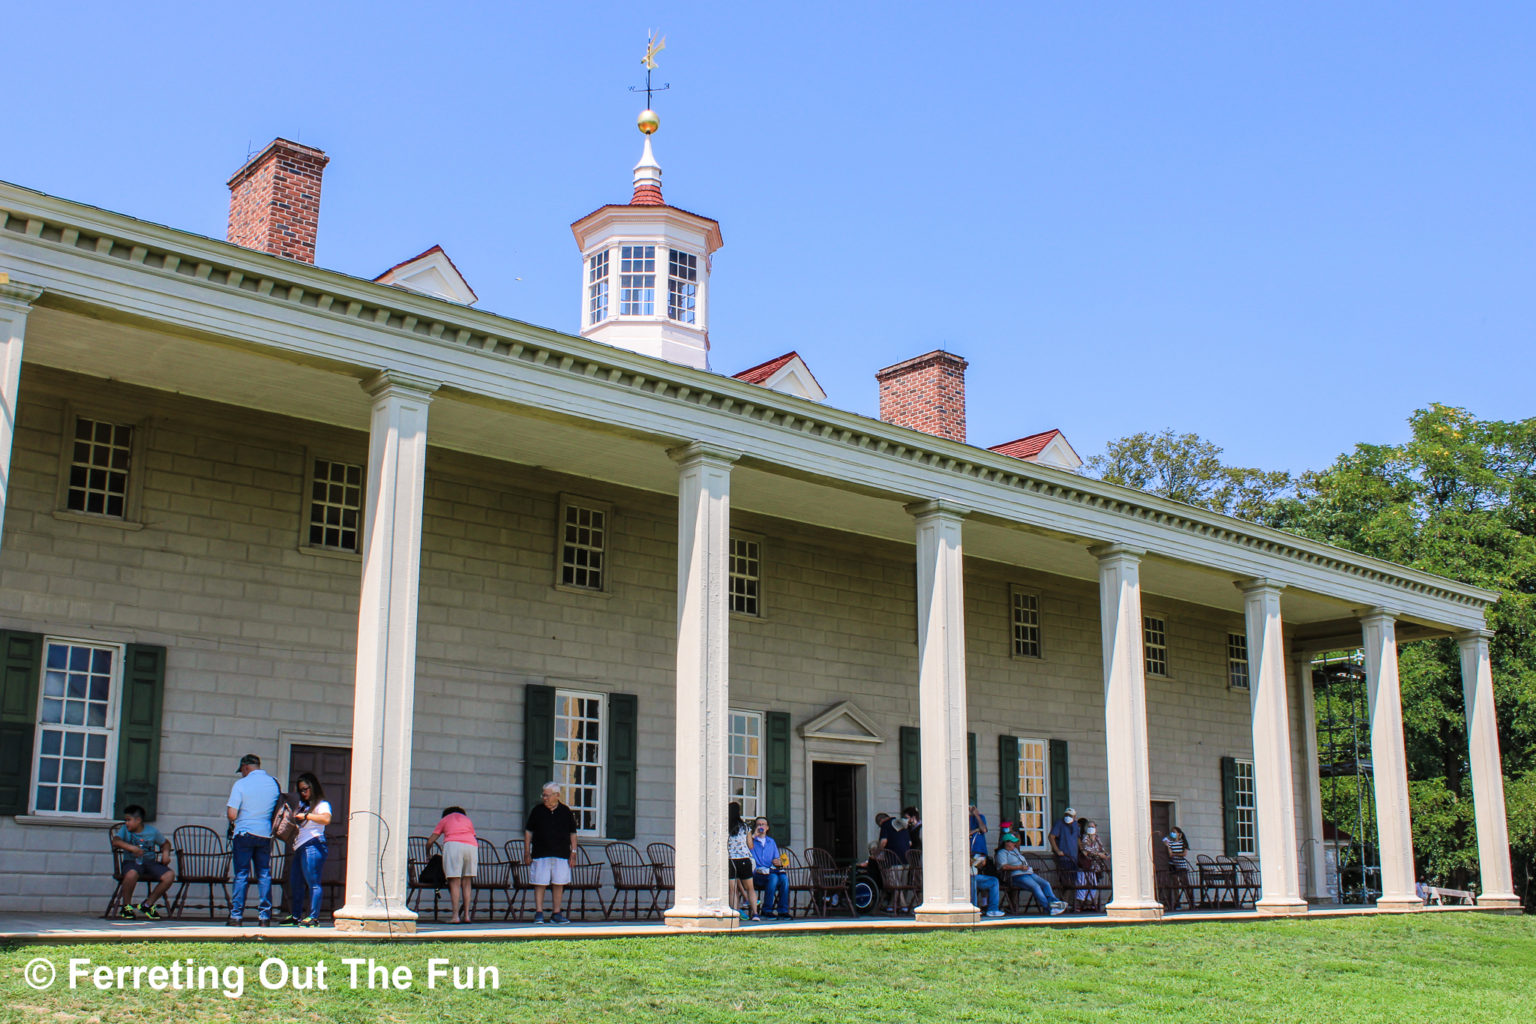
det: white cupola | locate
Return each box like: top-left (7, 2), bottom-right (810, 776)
top-left (570, 108), bottom-right (722, 370)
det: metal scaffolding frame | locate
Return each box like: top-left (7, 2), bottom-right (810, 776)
top-left (1313, 653), bottom-right (1382, 905)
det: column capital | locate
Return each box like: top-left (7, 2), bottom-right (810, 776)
top-left (1358, 606), bottom-right (1401, 626)
top-left (0, 277), bottom-right (45, 310)
top-left (904, 498), bottom-right (970, 521)
top-left (666, 440), bottom-right (742, 468)
top-left (1236, 577), bottom-right (1287, 598)
top-left (362, 370), bottom-right (442, 401)
top-left (1456, 628), bottom-right (1496, 648)
top-left (1089, 542), bottom-right (1145, 563)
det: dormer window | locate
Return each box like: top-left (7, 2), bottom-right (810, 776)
top-left (587, 250), bottom-right (610, 324)
top-left (619, 245), bottom-right (656, 315)
top-left (667, 250), bottom-right (697, 323)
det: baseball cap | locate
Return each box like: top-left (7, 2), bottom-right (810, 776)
top-left (236, 753), bottom-right (261, 773)
top-left (1064, 807), bottom-right (1077, 817)
top-left (1001, 831), bottom-right (1019, 843)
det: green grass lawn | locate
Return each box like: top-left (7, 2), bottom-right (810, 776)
top-left (4, 914), bottom-right (1533, 1023)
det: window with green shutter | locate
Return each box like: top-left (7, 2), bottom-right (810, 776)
top-left (0, 631), bottom-right (43, 815)
top-left (764, 711), bottom-right (791, 844)
top-left (898, 726), bottom-right (921, 811)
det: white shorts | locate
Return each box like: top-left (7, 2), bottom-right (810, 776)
top-left (443, 840), bottom-right (478, 878)
top-left (530, 857), bottom-right (571, 886)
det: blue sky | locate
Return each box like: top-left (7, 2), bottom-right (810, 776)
top-left (7, 2), bottom-right (1532, 475)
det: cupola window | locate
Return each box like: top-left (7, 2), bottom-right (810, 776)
top-left (667, 250), bottom-right (697, 323)
top-left (619, 245), bottom-right (656, 315)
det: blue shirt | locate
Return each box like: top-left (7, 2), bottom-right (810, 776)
top-left (116, 824), bottom-right (165, 859)
top-left (879, 820), bottom-right (911, 864)
top-left (750, 834), bottom-right (782, 874)
top-left (227, 768), bottom-right (282, 837)
top-left (1050, 818), bottom-right (1079, 862)
top-left (969, 812), bottom-right (989, 856)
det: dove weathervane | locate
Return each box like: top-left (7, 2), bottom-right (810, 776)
top-left (631, 30), bottom-right (669, 135)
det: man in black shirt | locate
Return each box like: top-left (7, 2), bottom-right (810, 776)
top-left (523, 781), bottom-right (580, 924)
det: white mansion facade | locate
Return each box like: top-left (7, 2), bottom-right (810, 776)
top-left (0, 133), bottom-right (1519, 929)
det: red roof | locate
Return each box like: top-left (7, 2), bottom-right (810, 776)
top-left (989, 429), bottom-right (1064, 461)
top-left (731, 351), bottom-right (825, 397)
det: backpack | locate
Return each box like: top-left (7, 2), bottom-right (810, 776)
top-left (271, 800), bottom-right (300, 844)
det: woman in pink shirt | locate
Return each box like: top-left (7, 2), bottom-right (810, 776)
top-left (427, 805), bottom-right (479, 924)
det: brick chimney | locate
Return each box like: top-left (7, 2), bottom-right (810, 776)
top-left (226, 139), bottom-right (329, 263)
top-left (875, 350), bottom-right (968, 443)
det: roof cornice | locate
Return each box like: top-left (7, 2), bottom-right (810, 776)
top-left (0, 180), bottom-right (1499, 619)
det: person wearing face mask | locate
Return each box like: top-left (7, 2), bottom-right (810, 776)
top-left (1075, 818), bottom-right (1109, 910)
top-left (1048, 807), bottom-right (1080, 902)
top-left (901, 806), bottom-right (922, 851)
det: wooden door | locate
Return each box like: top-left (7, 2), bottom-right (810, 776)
top-left (288, 745), bottom-right (351, 912)
top-left (1150, 800), bottom-right (1174, 871)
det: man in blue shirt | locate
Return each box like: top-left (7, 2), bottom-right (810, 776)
top-left (111, 804), bottom-right (175, 920)
top-left (226, 753), bottom-right (282, 926)
top-left (1048, 806), bottom-right (1080, 902)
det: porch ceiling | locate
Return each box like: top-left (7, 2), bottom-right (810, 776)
top-left (20, 304), bottom-right (1443, 633)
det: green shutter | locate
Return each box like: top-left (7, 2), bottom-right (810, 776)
top-left (765, 711), bottom-right (791, 844)
top-left (115, 644), bottom-right (166, 821)
top-left (523, 684), bottom-right (555, 821)
top-left (1049, 738), bottom-right (1070, 823)
top-left (0, 631), bottom-right (43, 815)
top-left (1221, 756), bottom-right (1240, 856)
top-left (997, 735), bottom-right (1020, 827)
top-left (606, 693), bottom-right (638, 840)
top-left (967, 731), bottom-right (978, 807)
top-left (899, 725), bottom-right (922, 810)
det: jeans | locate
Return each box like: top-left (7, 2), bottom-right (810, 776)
top-left (971, 874), bottom-right (1001, 913)
top-left (231, 833), bottom-right (273, 920)
top-left (754, 871), bottom-right (789, 915)
top-left (1009, 871), bottom-right (1058, 910)
top-left (288, 839), bottom-right (328, 920)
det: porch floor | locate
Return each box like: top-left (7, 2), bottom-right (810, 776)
top-left (0, 903), bottom-right (1505, 944)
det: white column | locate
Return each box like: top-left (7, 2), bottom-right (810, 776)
top-left (1238, 580), bottom-right (1307, 914)
top-left (907, 500), bottom-right (977, 925)
top-left (1091, 544), bottom-right (1162, 919)
top-left (0, 280), bottom-right (44, 552)
top-left (1359, 609), bottom-right (1422, 911)
top-left (664, 442), bottom-right (739, 930)
top-left (1458, 631), bottom-right (1521, 908)
top-left (335, 371), bottom-right (439, 934)
top-left (1295, 652), bottom-right (1329, 902)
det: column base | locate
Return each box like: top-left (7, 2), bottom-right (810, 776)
top-left (1105, 900), bottom-right (1164, 920)
top-left (1255, 898), bottom-right (1309, 916)
top-left (333, 900), bottom-right (418, 934)
top-left (914, 906), bottom-right (981, 926)
top-left (1374, 896), bottom-right (1424, 913)
top-left (1475, 895), bottom-right (1523, 910)
top-left (663, 909), bottom-right (739, 931)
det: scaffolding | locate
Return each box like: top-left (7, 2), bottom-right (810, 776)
top-left (1313, 653), bottom-right (1382, 905)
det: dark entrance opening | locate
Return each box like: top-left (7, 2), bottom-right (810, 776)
top-left (287, 744), bottom-right (352, 916)
top-left (812, 762), bottom-right (860, 865)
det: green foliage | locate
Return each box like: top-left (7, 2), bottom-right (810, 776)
top-left (1086, 429), bottom-right (1292, 520)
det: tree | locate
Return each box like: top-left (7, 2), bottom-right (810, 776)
top-left (1085, 429), bottom-right (1292, 521)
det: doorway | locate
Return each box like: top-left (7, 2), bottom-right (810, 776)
top-left (812, 762), bottom-right (861, 865)
top-left (1150, 800), bottom-right (1175, 872)
top-left (287, 744), bottom-right (352, 913)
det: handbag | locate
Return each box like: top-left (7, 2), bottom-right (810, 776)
top-left (271, 801), bottom-right (300, 844)
top-left (419, 853), bottom-right (448, 887)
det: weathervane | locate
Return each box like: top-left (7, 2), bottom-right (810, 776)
top-left (630, 30), bottom-right (669, 135)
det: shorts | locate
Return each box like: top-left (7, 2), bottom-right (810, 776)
top-left (529, 857), bottom-right (572, 886)
top-left (121, 858), bottom-right (171, 882)
top-left (442, 840), bottom-right (478, 878)
top-left (730, 857), bottom-right (753, 881)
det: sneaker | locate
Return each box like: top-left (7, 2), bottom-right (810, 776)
top-left (532, 912), bottom-right (545, 925)
top-left (226, 917), bottom-right (241, 927)
top-left (776, 913), bottom-right (792, 920)
top-left (551, 912), bottom-right (569, 924)
top-left (118, 904), bottom-right (138, 920)
top-left (140, 904), bottom-right (162, 921)
top-left (984, 909), bottom-right (1006, 918)
top-left (299, 918), bottom-right (319, 927)
top-left (750, 914), bottom-right (761, 922)
top-left (1049, 902), bottom-right (1066, 915)
top-left (739, 908), bottom-right (749, 922)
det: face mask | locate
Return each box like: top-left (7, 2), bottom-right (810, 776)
top-left (1064, 815), bottom-right (1075, 824)
top-left (1086, 827), bottom-right (1097, 836)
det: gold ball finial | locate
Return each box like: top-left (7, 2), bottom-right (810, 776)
top-left (638, 109), bottom-right (660, 135)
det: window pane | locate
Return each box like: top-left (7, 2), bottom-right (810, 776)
top-left (728, 710), bottom-right (763, 819)
top-left (308, 459), bottom-right (364, 552)
top-left (66, 417), bottom-right (133, 517)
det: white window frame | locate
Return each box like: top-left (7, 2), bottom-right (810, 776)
top-left (1227, 633), bottom-right (1251, 692)
top-left (1233, 757), bottom-right (1257, 856)
top-left (587, 248), bottom-right (610, 325)
top-left (666, 248), bottom-right (698, 323)
top-left (54, 407), bottom-right (147, 526)
top-left (303, 455), bottom-right (365, 555)
top-left (1015, 737), bottom-right (1050, 852)
top-left (29, 637), bottom-right (124, 818)
top-left (555, 495), bottom-right (613, 594)
top-left (728, 709), bottom-right (764, 819)
top-left (1143, 616), bottom-right (1169, 677)
top-left (729, 532), bottom-right (763, 618)
top-left (618, 244), bottom-right (656, 316)
top-left (554, 688), bottom-right (606, 837)
top-left (1010, 586), bottom-right (1042, 659)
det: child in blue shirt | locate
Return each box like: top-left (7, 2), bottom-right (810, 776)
top-left (111, 804), bottom-right (175, 920)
